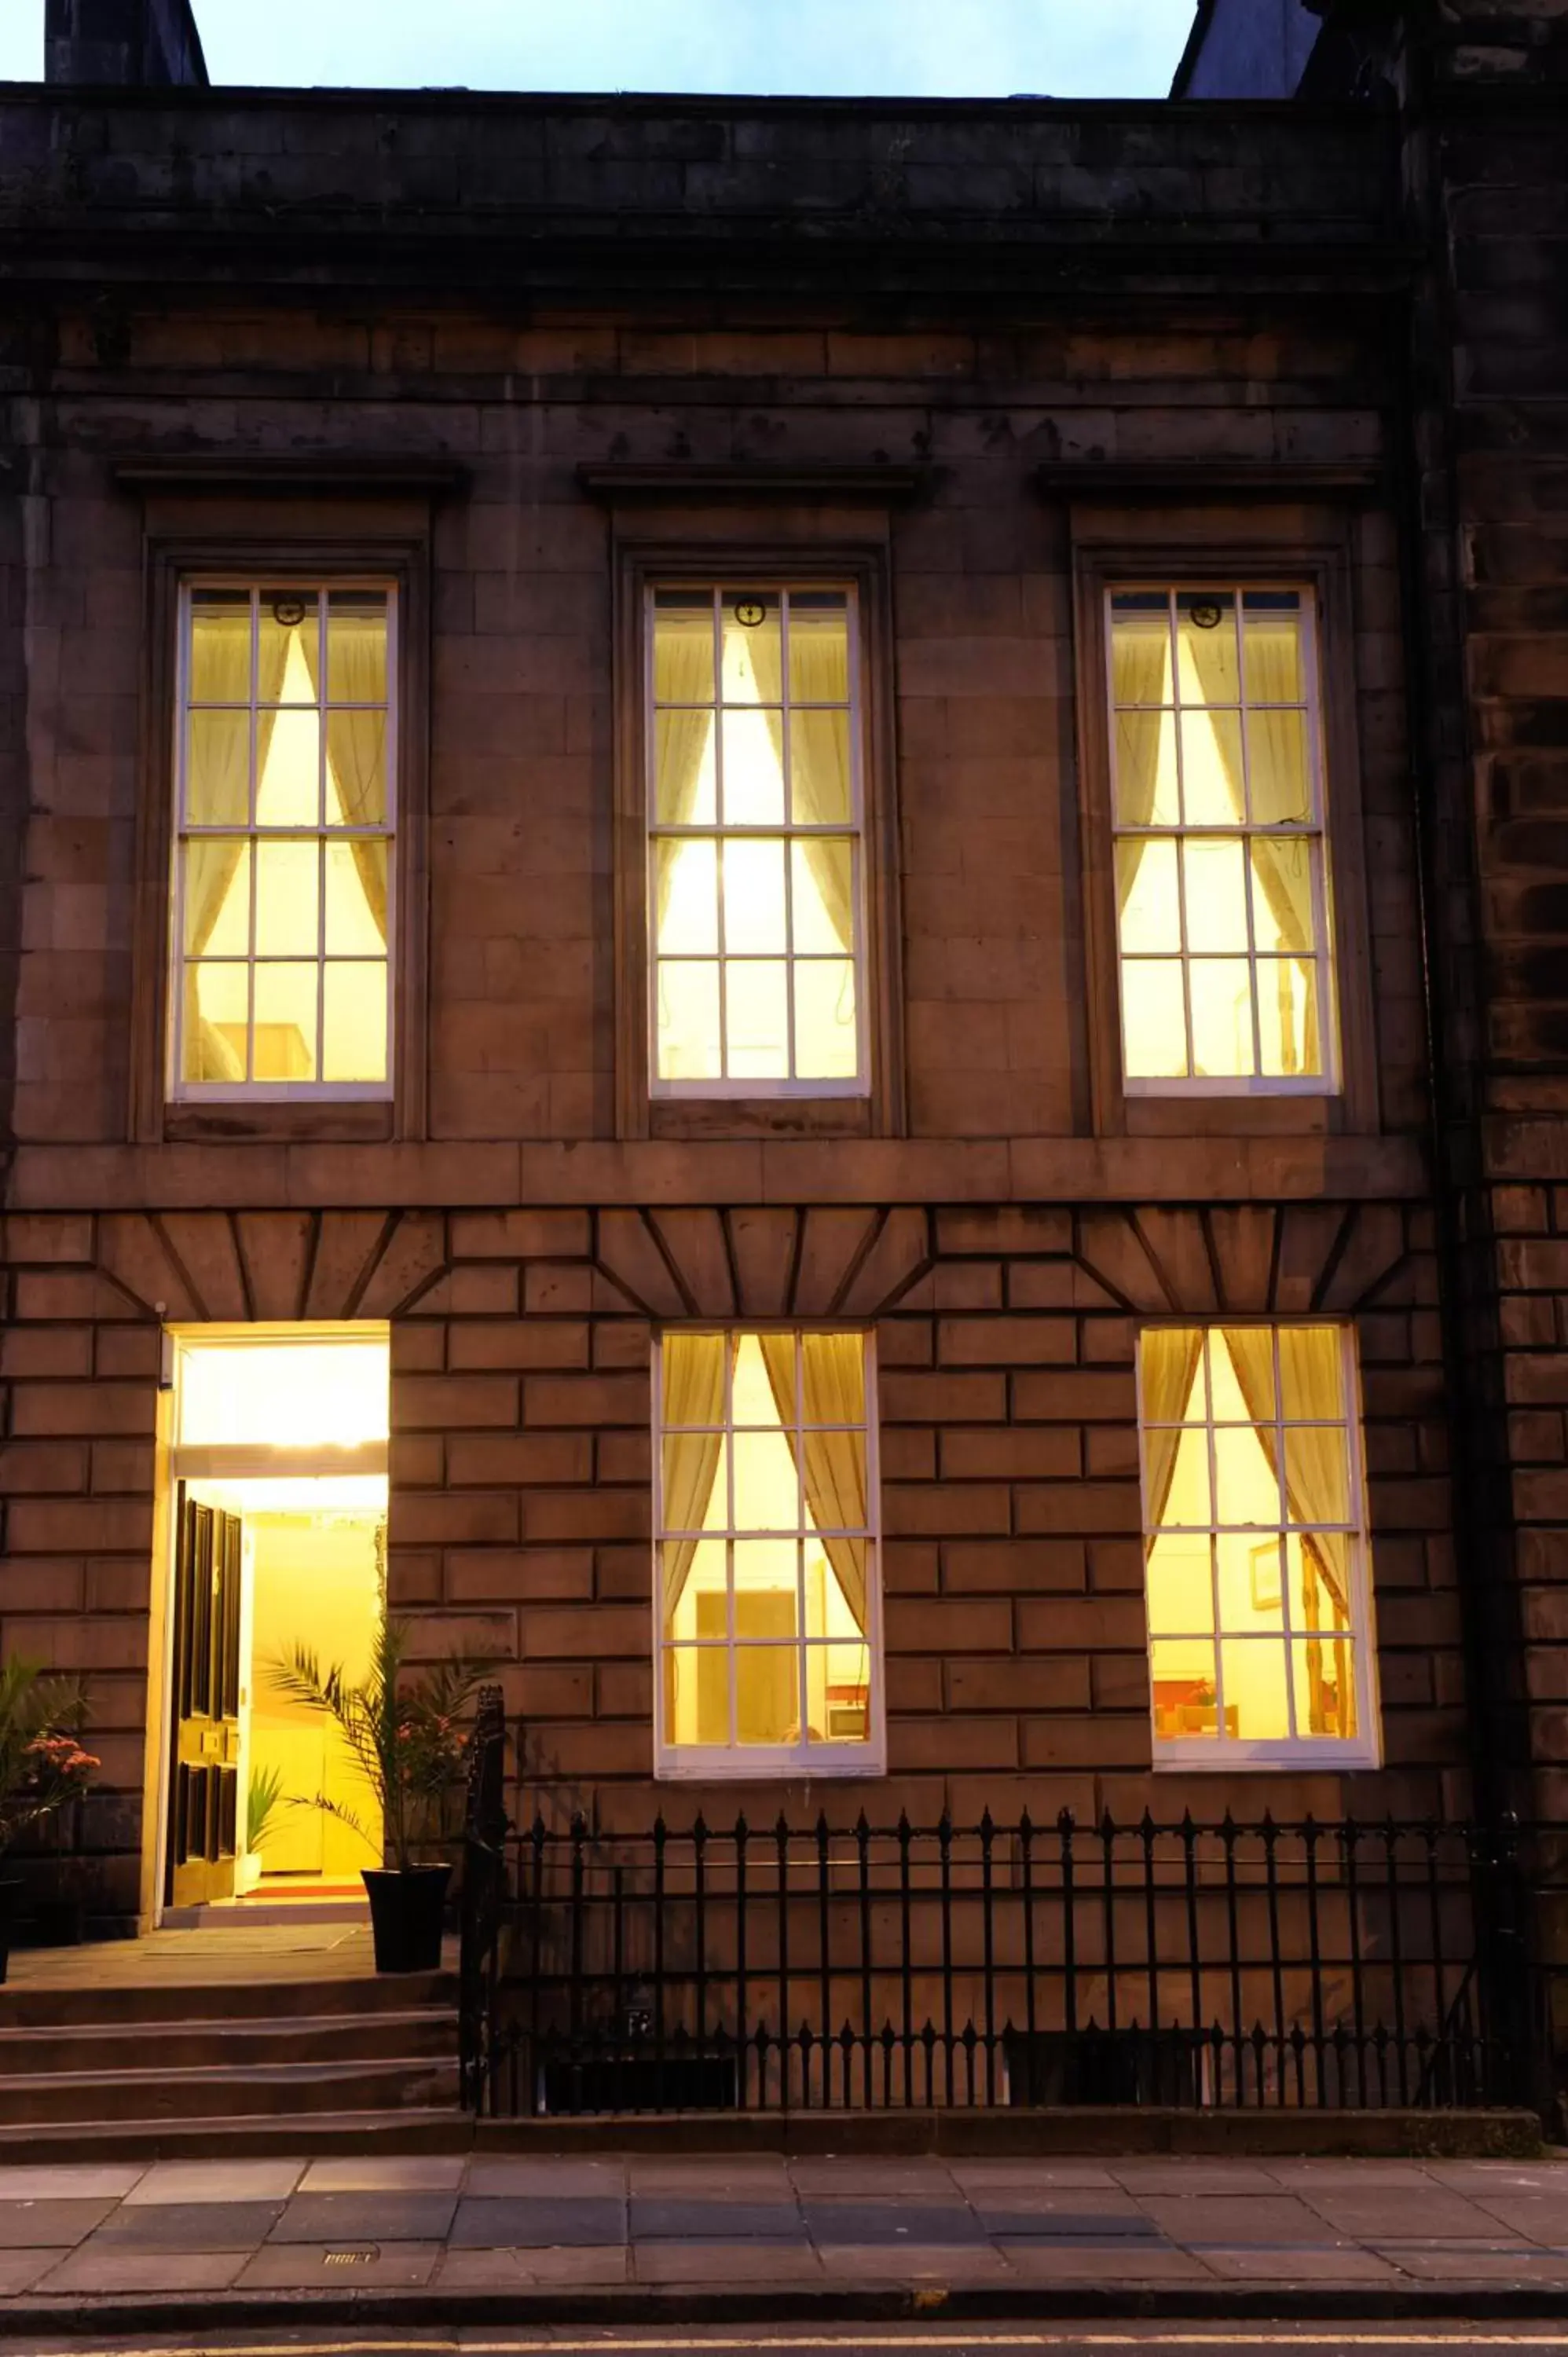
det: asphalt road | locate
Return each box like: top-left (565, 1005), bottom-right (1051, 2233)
top-left (24, 2327), bottom-right (1568, 2357)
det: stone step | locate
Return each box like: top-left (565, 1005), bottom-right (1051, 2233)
top-left (0, 1970), bottom-right (456, 2029)
top-left (0, 2106), bottom-right (471, 2163)
top-left (0, 2051), bottom-right (461, 2127)
top-left (0, 2006), bottom-right (456, 2077)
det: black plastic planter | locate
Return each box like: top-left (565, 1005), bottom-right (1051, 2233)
top-left (362, 1862), bottom-right (451, 1973)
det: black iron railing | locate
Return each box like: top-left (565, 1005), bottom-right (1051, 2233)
top-left (459, 1772), bottom-right (1556, 2120)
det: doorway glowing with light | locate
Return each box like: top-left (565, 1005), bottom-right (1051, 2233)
top-left (161, 1327), bottom-right (390, 1915)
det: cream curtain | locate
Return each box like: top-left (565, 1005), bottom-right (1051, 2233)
top-left (781, 628), bottom-right (855, 954)
top-left (299, 618), bottom-right (390, 940)
top-left (1219, 1326), bottom-right (1353, 1736)
top-left (760, 1332), bottom-right (870, 1636)
top-left (652, 625), bottom-right (716, 935)
top-left (1139, 1326), bottom-right (1206, 1551)
top-left (1183, 624), bottom-right (1319, 1074)
top-left (1112, 621), bottom-right (1173, 922)
top-left (659, 1332), bottom-right (729, 1633)
top-left (182, 612), bottom-right (290, 1080)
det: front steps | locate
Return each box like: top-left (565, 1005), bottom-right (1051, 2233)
top-left (0, 1968), bottom-right (465, 2159)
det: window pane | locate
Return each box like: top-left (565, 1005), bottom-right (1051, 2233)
top-left (1247, 708), bottom-right (1312, 826)
top-left (811, 1637), bottom-right (871, 1742)
top-left (258, 592), bottom-right (320, 700)
top-left (1152, 1423), bottom-right (1212, 1530)
top-left (788, 591), bottom-right (849, 706)
top-left (1221, 1639), bottom-right (1291, 1739)
top-left (793, 959), bottom-right (858, 1080)
top-left (182, 841), bottom-right (250, 958)
top-left (720, 708), bottom-right (785, 825)
top-left (181, 963), bottom-right (248, 1083)
top-left (1215, 1326), bottom-right (1273, 1421)
top-left (251, 962), bottom-right (317, 1081)
top-left (661, 1435), bottom-right (727, 1530)
top-left (732, 1428), bottom-right (800, 1530)
top-left (1218, 1531), bottom-right (1284, 1633)
top-left (255, 707), bottom-right (320, 828)
top-left (1279, 1325), bottom-right (1346, 1424)
top-left (806, 1541), bottom-right (868, 1637)
top-left (326, 710), bottom-right (387, 830)
top-left (1243, 592), bottom-right (1304, 706)
top-left (1180, 708), bottom-right (1244, 824)
top-left (656, 960), bottom-right (722, 1081)
top-left (254, 838), bottom-right (319, 958)
top-left (189, 590), bottom-right (253, 704)
top-left (326, 840), bottom-right (389, 956)
top-left (1214, 1422), bottom-right (1277, 1527)
top-left (654, 592), bottom-right (716, 708)
top-left (724, 959), bottom-right (789, 1080)
top-left (655, 838), bottom-right (719, 961)
top-left (736, 1648), bottom-right (799, 1745)
top-left (1150, 1637), bottom-right (1218, 1741)
top-left (1114, 708), bottom-right (1178, 828)
top-left (1257, 958), bottom-right (1321, 1080)
top-left (1284, 1427), bottom-right (1350, 1530)
top-left (1145, 1535), bottom-right (1214, 1635)
top-left (662, 1538), bottom-right (727, 1644)
top-left (1120, 959), bottom-right (1188, 1079)
top-left (1293, 1637), bottom-right (1357, 1739)
top-left (1289, 1530), bottom-right (1353, 1632)
top-left (186, 709), bottom-right (251, 827)
top-left (661, 1332), bottom-right (729, 1425)
top-left (1116, 838), bottom-right (1181, 954)
top-left (723, 838), bottom-right (787, 954)
top-left (1174, 592), bottom-right (1239, 706)
top-left (790, 707), bottom-right (852, 827)
top-left (1182, 836), bottom-right (1250, 955)
top-left (1189, 958), bottom-right (1255, 1077)
top-left (322, 961), bottom-right (387, 1083)
top-left (732, 1333), bottom-right (785, 1425)
top-left (720, 592), bottom-right (782, 705)
top-left (654, 709), bottom-right (717, 827)
top-left (732, 1542), bottom-right (799, 1629)
top-left (326, 591), bottom-right (388, 706)
top-left (1249, 838), bottom-right (1317, 956)
top-left (1111, 597), bottom-right (1172, 707)
top-left (802, 1332), bottom-right (866, 1428)
top-left (791, 840), bottom-right (854, 957)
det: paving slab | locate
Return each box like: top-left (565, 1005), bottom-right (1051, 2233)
top-left (123, 2161), bottom-right (304, 2205)
top-left (1138, 2193), bottom-right (1350, 2245)
top-left (1376, 2244), bottom-right (1568, 2282)
top-left (0, 2167), bottom-right (143, 2202)
top-left (631, 2198), bottom-right (808, 2241)
top-left (791, 2160), bottom-right (958, 2195)
top-left (1302, 2185), bottom-right (1508, 2238)
top-left (448, 2194), bottom-right (626, 2246)
top-left (997, 2239), bottom-right (1211, 2282)
top-left (802, 2200), bottom-right (984, 2245)
top-left (0, 2252), bottom-right (63, 2294)
top-left (269, 2190), bottom-right (458, 2243)
top-left (466, 2157), bottom-right (625, 2197)
top-left (947, 2162), bottom-right (1120, 2190)
top-left (815, 2242), bottom-right (1013, 2281)
top-left (87, 2200), bottom-right (284, 2249)
top-left (968, 2190), bottom-right (1159, 2237)
top-left (237, 2240), bottom-right (443, 2289)
top-left (1466, 2193), bottom-right (1568, 2240)
top-left (297, 2154), bottom-right (467, 2193)
top-left (0, 2200), bottom-right (116, 2248)
top-left (634, 2242), bottom-right (826, 2282)
top-left (1196, 2244), bottom-right (1407, 2281)
top-left (32, 2245), bottom-right (251, 2295)
top-left (435, 2243), bottom-right (631, 2286)
top-left (1112, 2162), bottom-right (1288, 2194)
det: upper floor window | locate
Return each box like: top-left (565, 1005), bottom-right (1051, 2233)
top-left (654, 1327), bottom-right (883, 1777)
top-left (648, 585), bottom-right (866, 1095)
top-left (169, 583), bottom-right (395, 1100)
top-left (1108, 586), bottom-right (1336, 1093)
top-left (1138, 1321), bottom-right (1379, 1769)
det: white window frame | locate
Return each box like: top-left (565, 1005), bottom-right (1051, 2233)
top-left (167, 578), bottom-right (398, 1105)
top-left (651, 1325), bottom-right (886, 1781)
top-left (1137, 1319), bottom-right (1381, 1772)
top-left (646, 582), bottom-right (870, 1100)
top-left (1105, 581), bottom-right (1339, 1098)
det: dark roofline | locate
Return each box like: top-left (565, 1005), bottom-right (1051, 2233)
top-left (1169, 0), bottom-right (1215, 97)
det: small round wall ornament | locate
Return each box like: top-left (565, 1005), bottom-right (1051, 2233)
top-left (1188, 597), bottom-right (1224, 632)
top-left (271, 595), bottom-right (308, 629)
top-left (734, 597), bottom-right (767, 629)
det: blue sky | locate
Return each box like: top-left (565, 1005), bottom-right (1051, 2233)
top-left (0, 1), bottom-right (1196, 97)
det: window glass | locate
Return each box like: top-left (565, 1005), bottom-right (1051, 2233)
top-left (656, 1329), bottom-right (881, 1772)
top-left (1108, 586), bottom-right (1335, 1090)
top-left (1138, 1323), bottom-right (1374, 1761)
top-left (171, 585), bottom-right (395, 1099)
top-left (650, 587), bottom-right (865, 1093)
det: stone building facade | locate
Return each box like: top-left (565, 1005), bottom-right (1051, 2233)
top-left (0, 0), bottom-right (1561, 1937)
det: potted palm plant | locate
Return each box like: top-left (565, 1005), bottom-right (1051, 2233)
top-left (239, 1763), bottom-right (285, 1895)
top-left (267, 1618), bottom-right (494, 1973)
top-left (0, 1660), bottom-right (97, 1981)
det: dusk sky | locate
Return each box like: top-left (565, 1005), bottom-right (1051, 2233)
top-left (0, 1), bottom-right (1196, 98)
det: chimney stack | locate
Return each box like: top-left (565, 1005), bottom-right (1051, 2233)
top-left (45, 0), bottom-right (208, 88)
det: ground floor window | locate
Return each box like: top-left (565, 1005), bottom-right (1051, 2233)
top-left (654, 1326), bottom-right (883, 1778)
top-left (1137, 1321), bottom-right (1379, 1769)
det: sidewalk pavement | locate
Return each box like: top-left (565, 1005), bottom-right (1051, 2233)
top-left (2, 2149), bottom-right (1568, 2326)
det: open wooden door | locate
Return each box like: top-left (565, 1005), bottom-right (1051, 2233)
top-left (165, 1483), bottom-right (243, 1908)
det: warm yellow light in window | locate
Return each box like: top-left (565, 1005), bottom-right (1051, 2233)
top-left (176, 1337), bottom-right (390, 1450)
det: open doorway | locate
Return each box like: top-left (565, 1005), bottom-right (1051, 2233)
top-left (160, 1328), bottom-right (390, 1919)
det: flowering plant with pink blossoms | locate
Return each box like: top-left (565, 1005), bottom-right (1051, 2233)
top-left (0, 1659), bottom-right (97, 1854)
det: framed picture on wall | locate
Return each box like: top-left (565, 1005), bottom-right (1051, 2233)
top-left (1249, 1539), bottom-right (1284, 1613)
